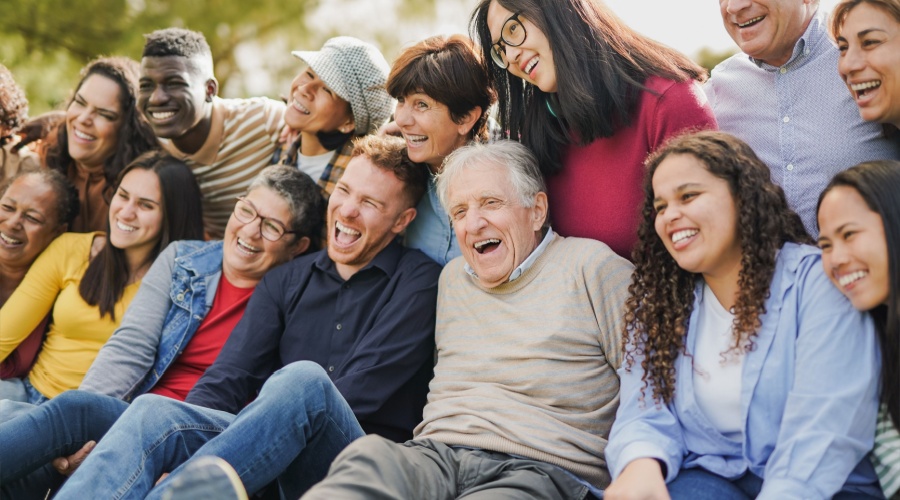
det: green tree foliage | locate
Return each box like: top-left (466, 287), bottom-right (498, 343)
top-left (695, 46), bottom-right (738, 74)
top-left (0, 0), bottom-right (321, 113)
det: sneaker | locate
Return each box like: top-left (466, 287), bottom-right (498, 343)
top-left (161, 456), bottom-right (249, 500)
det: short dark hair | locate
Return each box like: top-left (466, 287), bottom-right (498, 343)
top-left (351, 135), bottom-right (429, 208)
top-left (818, 160), bottom-right (900, 432)
top-left (4, 168), bottom-right (80, 228)
top-left (471, 0), bottom-right (706, 173)
top-left (143, 28), bottom-right (212, 59)
top-left (0, 63), bottom-right (28, 139)
top-left (387, 35), bottom-right (496, 142)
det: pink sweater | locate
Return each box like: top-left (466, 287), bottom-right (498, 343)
top-left (547, 77), bottom-right (717, 259)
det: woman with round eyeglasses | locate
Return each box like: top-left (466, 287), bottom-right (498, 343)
top-left (471, 0), bottom-right (717, 259)
top-left (818, 160), bottom-right (900, 499)
top-left (0, 166), bottom-right (326, 498)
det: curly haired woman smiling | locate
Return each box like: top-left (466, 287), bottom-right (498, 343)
top-left (605, 131), bottom-right (882, 499)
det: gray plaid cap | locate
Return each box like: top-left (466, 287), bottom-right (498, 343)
top-left (292, 37), bottom-right (395, 135)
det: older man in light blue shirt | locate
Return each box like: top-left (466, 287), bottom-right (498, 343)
top-left (705, 0), bottom-right (900, 236)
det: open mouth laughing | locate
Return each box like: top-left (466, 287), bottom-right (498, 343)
top-left (837, 269), bottom-right (868, 288)
top-left (850, 80), bottom-right (882, 99)
top-left (73, 129), bottom-right (96, 141)
top-left (116, 220), bottom-right (137, 232)
top-left (473, 238), bottom-right (501, 254)
top-left (236, 237), bottom-right (261, 256)
top-left (0, 231), bottom-right (23, 246)
top-left (334, 221), bottom-right (361, 245)
top-left (291, 99), bottom-right (311, 115)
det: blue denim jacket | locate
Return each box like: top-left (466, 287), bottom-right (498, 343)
top-left (80, 241), bottom-right (223, 401)
top-left (607, 243), bottom-right (882, 499)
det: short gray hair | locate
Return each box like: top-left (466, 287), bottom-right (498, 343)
top-left (247, 165), bottom-right (326, 248)
top-left (436, 140), bottom-right (546, 222)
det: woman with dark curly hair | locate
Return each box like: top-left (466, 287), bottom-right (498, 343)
top-left (818, 160), bottom-right (900, 498)
top-left (43, 56), bottom-right (157, 232)
top-left (604, 131), bottom-right (882, 499)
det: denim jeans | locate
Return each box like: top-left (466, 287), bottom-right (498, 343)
top-left (0, 376), bottom-right (49, 424)
top-left (668, 468), bottom-right (884, 500)
top-left (55, 361), bottom-right (366, 500)
top-left (0, 390), bottom-right (129, 497)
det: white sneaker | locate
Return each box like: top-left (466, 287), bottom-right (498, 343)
top-left (161, 456), bottom-right (249, 500)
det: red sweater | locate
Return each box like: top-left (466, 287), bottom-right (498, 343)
top-left (547, 77), bottom-right (717, 259)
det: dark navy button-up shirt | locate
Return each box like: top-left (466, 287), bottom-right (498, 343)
top-left (186, 240), bottom-right (441, 442)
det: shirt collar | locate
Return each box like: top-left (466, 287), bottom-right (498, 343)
top-left (315, 237), bottom-right (403, 280)
top-left (465, 228), bottom-right (555, 282)
top-left (750, 9), bottom-right (824, 71)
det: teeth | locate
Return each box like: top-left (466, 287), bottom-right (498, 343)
top-left (291, 99), bottom-right (310, 115)
top-left (116, 220), bottom-right (136, 232)
top-left (838, 270), bottom-right (868, 287)
top-left (73, 129), bottom-right (96, 141)
top-left (850, 81), bottom-right (881, 92)
top-left (237, 237), bottom-right (260, 253)
top-left (525, 57), bottom-right (539, 74)
top-left (474, 238), bottom-right (500, 250)
top-left (672, 229), bottom-right (698, 244)
top-left (151, 111), bottom-right (176, 120)
top-left (406, 134), bottom-right (427, 144)
top-left (0, 232), bottom-right (22, 245)
top-left (738, 16), bottom-right (764, 27)
top-left (336, 221), bottom-right (361, 236)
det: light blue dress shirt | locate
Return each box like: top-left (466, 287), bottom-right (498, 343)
top-left (404, 175), bottom-right (460, 266)
top-left (704, 11), bottom-right (900, 237)
top-left (607, 243), bottom-right (882, 499)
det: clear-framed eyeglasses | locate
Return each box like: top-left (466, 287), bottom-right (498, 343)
top-left (490, 12), bottom-right (527, 69)
top-left (233, 197), bottom-right (298, 242)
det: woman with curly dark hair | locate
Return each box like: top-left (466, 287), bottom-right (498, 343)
top-left (818, 160), bottom-right (900, 498)
top-left (43, 56), bottom-right (157, 232)
top-left (604, 131), bottom-right (882, 499)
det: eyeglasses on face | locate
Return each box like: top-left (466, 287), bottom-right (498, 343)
top-left (233, 197), bottom-right (298, 242)
top-left (490, 12), bottom-right (527, 69)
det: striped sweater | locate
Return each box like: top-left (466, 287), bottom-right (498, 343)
top-left (414, 235), bottom-right (633, 488)
top-left (160, 96), bottom-right (284, 238)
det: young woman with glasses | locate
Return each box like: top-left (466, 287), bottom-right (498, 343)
top-left (471, 0), bottom-right (717, 259)
top-left (0, 165), bottom-right (325, 498)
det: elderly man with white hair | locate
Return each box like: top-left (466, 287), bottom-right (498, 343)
top-left (298, 140), bottom-right (633, 500)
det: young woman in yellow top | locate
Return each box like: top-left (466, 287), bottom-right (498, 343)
top-left (0, 150), bottom-right (204, 411)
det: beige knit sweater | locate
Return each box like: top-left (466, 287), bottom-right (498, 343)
top-left (414, 234), bottom-right (633, 488)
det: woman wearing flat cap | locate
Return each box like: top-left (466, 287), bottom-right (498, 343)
top-left (274, 36), bottom-right (395, 198)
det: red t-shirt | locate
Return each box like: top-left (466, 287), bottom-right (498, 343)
top-left (547, 77), bottom-right (718, 260)
top-left (149, 275), bottom-right (255, 401)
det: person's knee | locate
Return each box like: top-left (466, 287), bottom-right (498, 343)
top-left (127, 393), bottom-right (184, 424)
top-left (266, 361), bottom-right (330, 396)
top-left (335, 435), bottom-right (395, 463)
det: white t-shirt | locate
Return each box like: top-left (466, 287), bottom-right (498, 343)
top-left (296, 150), bottom-right (332, 181)
top-left (692, 283), bottom-right (744, 439)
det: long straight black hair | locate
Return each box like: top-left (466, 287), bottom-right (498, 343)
top-left (471, 0), bottom-right (705, 174)
top-left (79, 151), bottom-right (204, 320)
top-left (819, 160), bottom-right (900, 429)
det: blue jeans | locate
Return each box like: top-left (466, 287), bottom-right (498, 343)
top-left (0, 376), bottom-right (50, 424)
top-left (0, 390), bottom-right (129, 498)
top-left (55, 361), bottom-right (366, 500)
top-left (668, 468), bottom-right (883, 500)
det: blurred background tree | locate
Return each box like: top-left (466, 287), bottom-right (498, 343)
top-left (0, 0), bottom-right (447, 115)
top-left (1, 0), bottom-right (737, 117)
